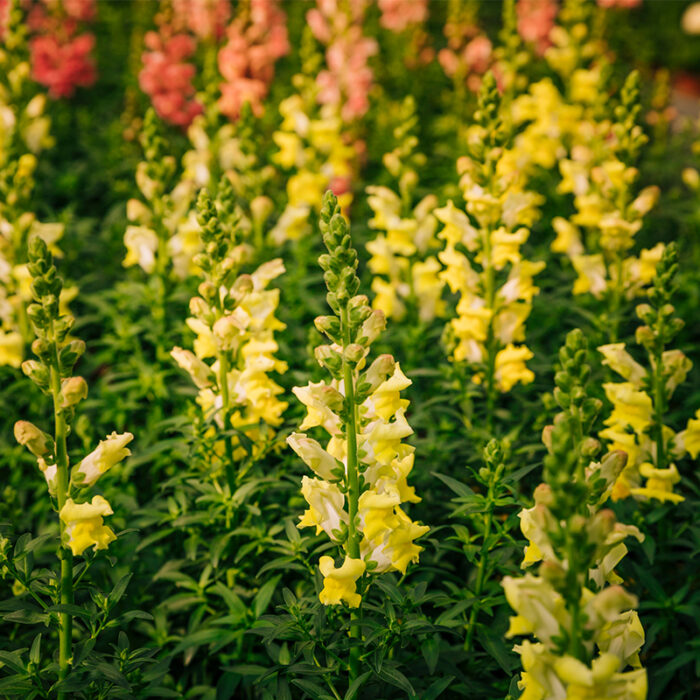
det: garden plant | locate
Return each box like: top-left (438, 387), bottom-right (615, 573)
top-left (1, 0), bottom-right (700, 699)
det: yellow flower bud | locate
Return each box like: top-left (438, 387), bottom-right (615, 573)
top-left (14, 420), bottom-right (53, 457)
top-left (61, 377), bottom-right (88, 408)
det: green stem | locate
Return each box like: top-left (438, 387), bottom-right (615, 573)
top-left (151, 199), bottom-right (171, 362)
top-left (341, 305), bottom-right (361, 681)
top-left (49, 331), bottom-right (72, 697)
top-left (217, 344), bottom-right (236, 492)
top-left (565, 533), bottom-right (585, 662)
top-left (254, 219), bottom-right (264, 256)
top-left (464, 466), bottom-right (500, 652)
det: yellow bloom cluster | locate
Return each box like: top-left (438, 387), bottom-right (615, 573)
top-left (291, 355), bottom-right (427, 594)
top-left (510, 2), bottom-right (608, 180)
top-left (365, 97), bottom-right (443, 323)
top-left (506, 480), bottom-right (647, 700)
top-left (596, 245), bottom-right (698, 504)
top-left (0, 45), bottom-right (68, 368)
top-left (288, 192), bottom-right (427, 608)
top-left (172, 192), bottom-right (287, 464)
top-left (270, 73), bottom-right (356, 245)
top-left (599, 345), bottom-right (698, 504)
top-left (505, 330), bottom-right (647, 700)
top-left (512, 34), bottom-right (661, 317)
top-left (556, 162), bottom-right (661, 303)
top-left (437, 75), bottom-right (544, 393)
top-left (16, 421), bottom-right (134, 555)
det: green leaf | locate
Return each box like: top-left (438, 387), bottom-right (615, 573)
top-left (216, 671), bottom-right (241, 700)
top-left (0, 650), bottom-right (27, 674)
top-left (435, 600), bottom-right (473, 625)
top-left (422, 676), bottom-right (455, 700)
top-left (344, 671), bottom-right (371, 700)
top-left (433, 472), bottom-right (475, 498)
top-left (108, 574), bottom-right (132, 608)
top-left (291, 679), bottom-right (334, 700)
top-left (225, 664), bottom-right (268, 677)
top-left (29, 634), bottom-right (41, 665)
top-left (91, 662), bottom-right (130, 688)
top-left (421, 633), bottom-right (440, 674)
top-left (254, 577), bottom-right (280, 618)
top-left (48, 604), bottom-right (93, 620)
top-left (24, 534), bottom-right (54, 553)
top-left (172, 627), bottom-right (232, 657)
top-left (477, 626), bottom-right (516, 673)
top-left (210, 582), bottom-right (247, 620)
top-left (0, 676), bottom-right (33, 693)
top-left (2, 608), bottom-right (47, 624)
top-left (376, 666), bottom-right (415, 695)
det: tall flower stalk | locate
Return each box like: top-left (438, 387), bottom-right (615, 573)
top-left (437, 73), bottom-right (544, 432)
top-left (365, 96), bottom-right (443, 327)
top-left (171, 186), bottom-right (287, 491)
top-left (599, 243), bottom-right (700, 503)
top-left (503, 329), bottom-right (647, 699)
top-left (0, 0), bottom-right (63, 368)
top-left (288, 191), bottom-right (428, 683)
top-left (270, 28), bottom-right (357, 246)
top-left (14, 235), bottom-right (132, 696)
top-left (559, 72), bottom-right (661, 342)
top-left (124, 108), bottom-right (201, 285)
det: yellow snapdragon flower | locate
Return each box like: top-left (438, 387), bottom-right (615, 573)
top-left (60, 496), bottom-right (117, 557)
top-left (270, 76), bottom-right (356, 244)
top-left (318, 556), bottom-right (366, 608)
top-left (0, 329), bottom-right (22, 367)
top-left (494, 344), bottom-right (535, 392)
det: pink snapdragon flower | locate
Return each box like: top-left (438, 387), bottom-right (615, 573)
top-left (0, 0), bottom-right (9, 40)
top-left (378, 0), bottom-right (428, 32)
top-left (30, 33), bottom-right (96, 98)
top-left (61, 0), bottom-right (95, 22)
top-left (438, 33), bottom-right (493, 93)
top-left (172, 0), bottom-right (231, 42)
top-left (307, 0), bottom-right (377, 122)
top-left (139, 30), bottom-right (203, 128)
top-left (516, 0), bottom-right (557, 55)
top-left (26, 0), bottom-right (97, 98)
top-left (217, 0), bottom-right (289, 120)
top-left (597, 0), bottom-right (641, 7)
